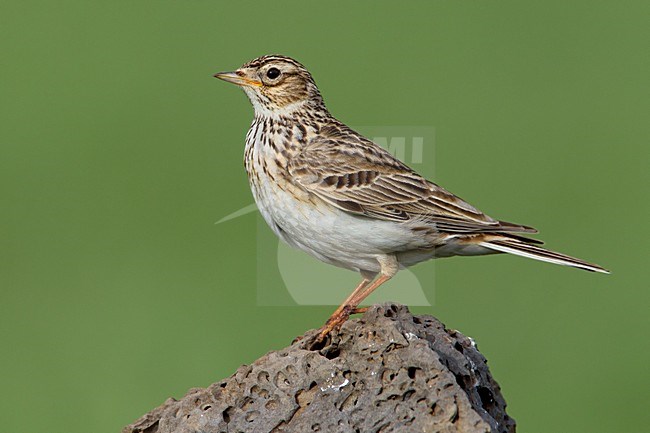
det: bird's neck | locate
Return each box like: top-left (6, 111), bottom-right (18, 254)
top-left (253, 102), bottom-right (332, 137)
top-left (252, 98), bottom-right (329, 121)
top-left (245, 106), bottom-right (332, 168)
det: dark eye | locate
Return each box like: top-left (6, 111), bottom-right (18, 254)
top-left (266, 67), bottom-right (281, 79)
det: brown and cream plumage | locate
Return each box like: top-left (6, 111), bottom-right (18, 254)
top-left (215, 54), bottom-right (608, 342)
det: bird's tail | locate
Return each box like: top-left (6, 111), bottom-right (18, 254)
top-left (479, 237), bottom-right (609, 274)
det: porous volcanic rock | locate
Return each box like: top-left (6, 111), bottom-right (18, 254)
top-left (123, 303), bottom-right (515, 433)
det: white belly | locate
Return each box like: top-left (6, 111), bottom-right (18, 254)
top-left (251, 171), bottom-right (434, 273)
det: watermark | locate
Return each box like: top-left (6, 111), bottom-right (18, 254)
top-left (217, 126), bottom-right (436, 306)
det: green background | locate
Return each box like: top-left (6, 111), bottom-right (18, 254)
top-left (1, 1), bottom-right (648, 432)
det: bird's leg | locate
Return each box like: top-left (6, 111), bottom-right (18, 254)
top-left (315, 256), bottom-right (398, 343)
top-left (315, 274), bottom-right (392, 342)
top-left (322, 276), bottom-right (373, 326)
top-left (296, 277), bottom-right (370, 345)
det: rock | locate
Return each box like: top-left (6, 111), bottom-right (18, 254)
top-left (123, 303), bottom-right (515, 433)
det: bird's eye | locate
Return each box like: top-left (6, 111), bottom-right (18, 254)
top-left (266, 67), bottom-right (281, 79)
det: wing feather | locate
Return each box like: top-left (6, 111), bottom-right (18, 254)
top-left (288, 128), bottom-right (536, 234)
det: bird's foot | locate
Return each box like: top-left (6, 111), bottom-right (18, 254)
top-left (296, 307), bottom-right (367, 347)
top-left (311, 305), bottom-right (368, 347)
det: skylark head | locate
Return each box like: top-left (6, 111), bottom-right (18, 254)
top-left (214, 55), bottom-right (325, 115)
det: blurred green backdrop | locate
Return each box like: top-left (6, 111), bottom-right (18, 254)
top-left (1, 1), bottom-right (648, 432)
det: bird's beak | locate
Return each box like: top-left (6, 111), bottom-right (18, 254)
top-left (213, 71), bottom-right (262, 87)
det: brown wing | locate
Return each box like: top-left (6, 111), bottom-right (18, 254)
top-left (288, 129), bottom-right (536, 234)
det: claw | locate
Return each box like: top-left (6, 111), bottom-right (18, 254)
top-left (314, 304), bottom-right (367, 344)
top-left (315, 315), bottom-right (346, 343)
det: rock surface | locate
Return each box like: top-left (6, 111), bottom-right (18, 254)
top-left (123, 304), bottom-right (515, 433)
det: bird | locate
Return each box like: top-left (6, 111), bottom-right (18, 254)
top-left (214, 54), bottom-right (608, 342)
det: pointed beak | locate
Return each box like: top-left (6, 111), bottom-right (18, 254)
top-left (213, 71), bottom-right (263, 87)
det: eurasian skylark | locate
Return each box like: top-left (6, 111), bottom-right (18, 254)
top-left (215, 55), bottom-right (608, 342)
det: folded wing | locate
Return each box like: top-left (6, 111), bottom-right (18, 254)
top-left (288, 131), bottom-right (536, 235)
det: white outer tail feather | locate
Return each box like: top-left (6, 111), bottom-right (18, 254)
top-left (479, 240), bottom-right (610, 274)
